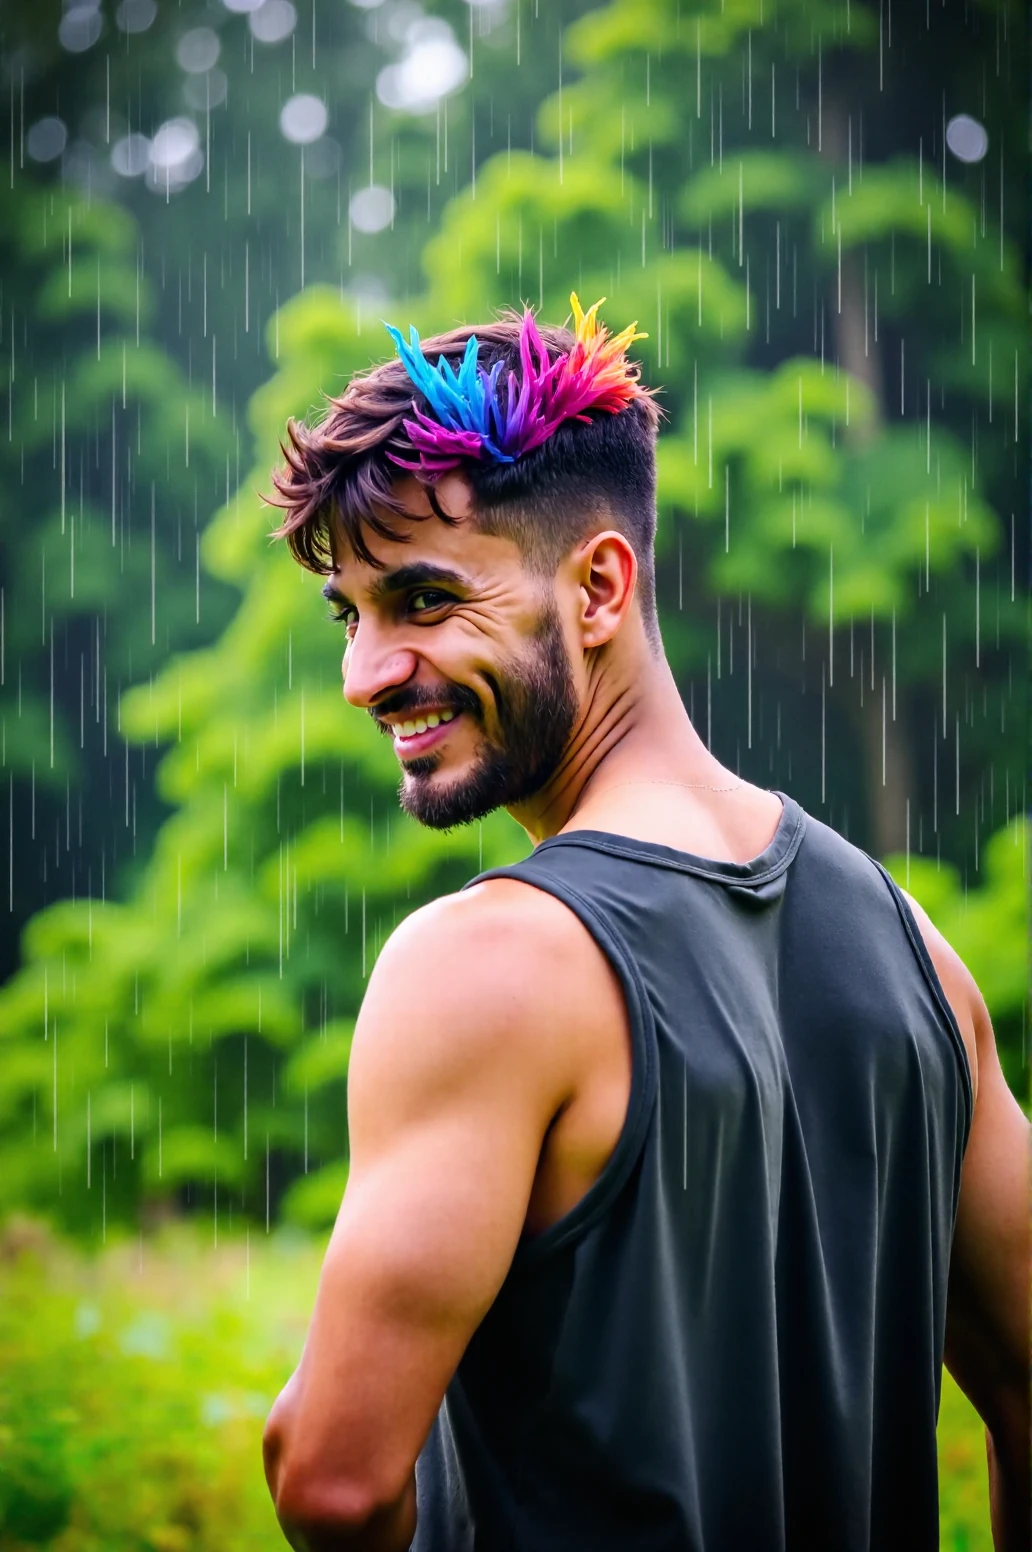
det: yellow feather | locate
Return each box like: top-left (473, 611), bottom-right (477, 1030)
top-left (571, 292), bottom-right (606, 345)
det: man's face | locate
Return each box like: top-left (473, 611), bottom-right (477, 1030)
top-left (328, 477), bottom-right (581, 831)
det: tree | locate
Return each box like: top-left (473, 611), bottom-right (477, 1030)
top-left (0, 0), bottom-right (1024, 1242)
top-left (0, 0), bottom-right (582, 978)
top-left (0, 175), bottom-right (235, 983)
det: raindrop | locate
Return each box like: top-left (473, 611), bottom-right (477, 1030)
top-left (115, 0), bottom-right (157, 33)
top-left (59, 4), bottom-right (104, 52)
top-left (279, 93), bottom-right (328, 144)
top-left (349, 0), bottom-right (386, 8)
top-left (222, 0), bottom-right (263, 11)
top-left (26, 116), bottom-right (67, 163)
top-left (249, 0), bottom-right (297, 44)
top-left (111, 132), bottom-right (151, 177)
top-left (183, 70), bottom-right (229, 112)
top-left (349, 184), bottom-right (395, 232)
top-left (945, 114), bottom-right (988, 164)
top-left (176, 26), bottom-right (221, 74)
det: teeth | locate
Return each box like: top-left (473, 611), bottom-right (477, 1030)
top-left (395, 709), bottom-right (457, 739)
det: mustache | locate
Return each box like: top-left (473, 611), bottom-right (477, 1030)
top-left (370, 686), bottom-right (480, 731)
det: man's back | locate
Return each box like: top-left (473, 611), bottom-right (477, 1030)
top-left (413, 790), bottom-right (972, 1551)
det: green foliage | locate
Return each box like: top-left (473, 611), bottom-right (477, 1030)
top-left (0, 179), bottom-right (233, 789)
top-left (885, 817), bottom-right (1030, 1097)
top-left (0, 0), bottom-right (1025, 1243)
top-left (0, 1220), bottom-right (316, 1551)
top-left (0, 1218), bottom-right (996, 1550)
top-left (0, 286), bottom-right (532, 1237)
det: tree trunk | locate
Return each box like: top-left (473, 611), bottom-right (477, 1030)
top-left (856, 673), bottom-right (914, 856)
top-left (822, 95), bottom-right (915, 860)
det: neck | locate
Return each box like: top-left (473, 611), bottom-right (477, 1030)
top-left (507, 650), bottom-right (737, 847)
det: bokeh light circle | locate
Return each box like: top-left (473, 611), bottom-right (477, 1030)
top-left (376, 22), bottom-right (467, 113)
top-left (349, 184), bottom-right (396, 233)
top-left (27, 117), bottom-right (68, 163)
top-left (304, 136), bottom-right (341, 179)
top-left (249, 0), bottom-right (297, 43)
top-left (115, 0), bottom-right (157, 33)
top-left (149, 117), bottom-right (201, 170)
top-left (59, 5), bottom-right (104, 52)
top-left (945, 114), bottom-right (989, 164)
top-left (183, 69), bottom-right (229, 112)
top-left (177, 27), bottom-right (221, 73)
top-left (111, 132), bottom-right (151, 176)
top-left (279, 94), bottom-right (328, 144)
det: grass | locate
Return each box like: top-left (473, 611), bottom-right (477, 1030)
top-left (0, 1216), bottom-right (993, 1550)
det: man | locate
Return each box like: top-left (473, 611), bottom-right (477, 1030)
top-left (261, 299), bottom-right (1029, 1551)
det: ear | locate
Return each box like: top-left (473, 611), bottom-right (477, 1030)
top-left (571, 530), bottom-right (638, 651)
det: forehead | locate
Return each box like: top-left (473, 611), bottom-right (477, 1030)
top-left (328, 474), bottom-right (524, 596)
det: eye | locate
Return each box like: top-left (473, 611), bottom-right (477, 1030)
top-left (328, 602), bottom-right (358, 630)
top-left (408, 589), bottom-right (452, 614)
top-left (327, 589), bottom-right (452, 633)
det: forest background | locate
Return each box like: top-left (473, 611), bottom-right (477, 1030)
top-left (0, 0), bottom-right (1027, 1546)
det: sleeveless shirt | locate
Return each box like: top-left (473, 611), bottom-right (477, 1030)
top-left (411, 790), bottom-right (973, 1552)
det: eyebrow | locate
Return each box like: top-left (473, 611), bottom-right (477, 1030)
top-left (321, 562), bottom-right (473, 608)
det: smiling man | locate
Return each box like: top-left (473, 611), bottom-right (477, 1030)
top-left (260, 300), bottom-right (1029, 1552)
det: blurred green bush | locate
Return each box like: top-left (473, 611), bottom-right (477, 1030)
top-left (1, 0), bottom-right (1026, 1247)
top-left (0, 1216), bottom-right (317, 1551)
top-left (885, 814), bottom-right (1029, 1099)
top-left (0, 1216), bottom-right (995, 1550)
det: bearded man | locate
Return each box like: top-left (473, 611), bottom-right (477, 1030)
top-left (260, 300), bottom-right (1029, 1552)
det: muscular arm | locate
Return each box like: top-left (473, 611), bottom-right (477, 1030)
top-left (262, 883), bottom-right (573, 1552)
top-left (902, 890), bottom-right (1030, 1552)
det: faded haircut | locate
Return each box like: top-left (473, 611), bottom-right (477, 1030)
top-left (266, 313), bottom-right (665, 657)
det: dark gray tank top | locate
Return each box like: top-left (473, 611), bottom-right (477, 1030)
top-left (412, 790), bottom-right (972, 1552)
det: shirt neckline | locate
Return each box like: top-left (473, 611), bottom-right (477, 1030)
top-left (529, 789), bottom-right (805, 886)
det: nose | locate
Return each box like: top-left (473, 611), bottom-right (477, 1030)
top-left (340, 622), bottom-right (420, 713)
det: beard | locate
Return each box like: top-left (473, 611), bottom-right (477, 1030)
top-left (397, 593), bottom-right (580, 832)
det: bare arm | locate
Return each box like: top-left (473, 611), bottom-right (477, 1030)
top-left (902, 890), bottom-right (1031, 1552)
top-left (262, 883), bottom-right (573, 1552)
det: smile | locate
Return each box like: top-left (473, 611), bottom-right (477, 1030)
top-left (393, 710), bottom-right (460, 758)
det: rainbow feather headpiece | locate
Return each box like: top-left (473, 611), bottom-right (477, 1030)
top-left (383, 294), bottom-right (648, 477)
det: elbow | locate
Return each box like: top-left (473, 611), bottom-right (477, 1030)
top-left (986, 1391), bottom-right (1031, 1552)
top-left (985, 1379), bottom-right (1031, 1474)
top-left (262, 1382), bottom-right (299, 1515)
top-left (263, 1398), bottom-right (411, 1551)
top-left (271, 1476), bottom-right (384, 1549)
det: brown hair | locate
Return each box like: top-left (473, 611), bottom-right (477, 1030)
top-left (266, 314), bottom-right (665, 656)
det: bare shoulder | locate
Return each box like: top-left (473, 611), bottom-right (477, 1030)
top-left (350, 876), bottom-right (606, 1122)
top-left (460, 873), bottom-right (628, 1034)
top-left (898, 886), bottom-right (980, 1103)
top-left (391, 874), bottom-right (604, 1007)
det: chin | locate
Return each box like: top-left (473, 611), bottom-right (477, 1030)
top-left (398, 756), bottom-right (513, 832)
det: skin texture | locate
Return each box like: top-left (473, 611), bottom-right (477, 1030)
top-left (263, 474), bottom-right (1031, 1552)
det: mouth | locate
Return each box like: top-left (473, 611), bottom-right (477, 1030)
top-left (391, 711), bottom-right (462, 759)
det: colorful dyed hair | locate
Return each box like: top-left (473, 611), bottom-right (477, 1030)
top-left (267, 310), bottom-right (665, 656)
top-left (384, 294), bottom-right (647, 477)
